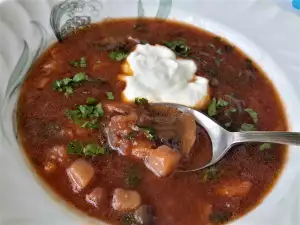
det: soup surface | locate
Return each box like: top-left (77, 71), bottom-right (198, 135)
top-left (17, 18), bottom-right (287, 225)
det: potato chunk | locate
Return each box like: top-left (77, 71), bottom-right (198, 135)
top-left (216, 180), bottom-right (253, 197)
top-left (67, 159), bottom-right (95, 192)
top-left (112, 188), bottom-right (141, 211)
top-left (86, 187), bottom-right (108, 208)
top-left (145, 145), bottom-right (181, 177)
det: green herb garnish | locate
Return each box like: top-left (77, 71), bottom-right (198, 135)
top-left (86, 97), bottom-right (97, 105)
top-left (127, 131), bottom-right (138, 140)
top-left (208, 98), bottom-right (229, 117)
top-left (106, 92), bottom-right (115, 100)
top-left (125, 165), bottom-right (141, 188)
top-left (208, 98), bottom-right (217, 117)
top-left (240, 123), bottom-right (255, 131)
top-left (66, 99), bottom-right (104, 129)
top-left (67, 141), bottom-right (84, 154)
top-left (209, 211), bottom-right (233, 224)
top-left (138, 126), bottom-right (156, 140)
top-left (217, 99), bottom-right (229, 107)
top-left (134, 97), bottom-right (148, 105)
top-left (163, 39), bottom-right (190, 57)
top-left (260, 143), bottom-right (271, 151)
top-left (244, 108), bottom-right (258, 124)
top-left (109, 51), bottom-right (128, 61)
top-left (70, 57), bottom-right (88, 68)
top-left (201, 166), bottom-right (221, 182)
top-left (52, 72), bottom-right (88, 95)
top-left (83, 143), bottom-right (105, 156)
top-left (67, 141), bottom-right (104, 156)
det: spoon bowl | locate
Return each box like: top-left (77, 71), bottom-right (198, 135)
top-left (154, 103), bottom-right (300, 172)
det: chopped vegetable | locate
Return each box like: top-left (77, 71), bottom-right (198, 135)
top-left (214, 58), bottom-right (224, 67)
top-left (109, 51), bottom-right (128, 61)
top-left (201, 166), bottom-right (221, 182)
top-left (67, 141), bottom-right (105, 156)
top-left (83, 143), bottom-right (105, 156)
top-left (208, 98), bottom-right (229, 117)
top-left (138, 126), bottom-right (156, 140)
top-left (66, 99), bottom-right (104, 129)
top-left (217, 99), bottom-right (229, 107)
top-left (135, 97), bottom-right (148, 105)
top-left (245, 108), bottom-right (258, 124)
top-left (70, 57), bottom-right (88, 68)
top-left (106, 92), bottom-right (115, 100)
top-left (240, 123), bottom-right (255, 131)
top-left (145, 145), bottom-right (181, 177)
top-left (209, 211), bottom-right (233, 224)
top-left (125, 165), bottom-right (142, 188)
top-left (86, 97), bottom-right (97, 105)
top-left (127, 131), bottom-right (138, 140)
top-left (260, 143), bottom-right (271, 151)
top-left (163, 39), bottom-right (190, 57)
top-left (208, 98), bottom-right (217, 117)
top-left (52, 72), bottom-right (88, 95)
top-left (216, 48), bottom-right (223, 55)
top-left (67, 141), bottom-right (84, 155)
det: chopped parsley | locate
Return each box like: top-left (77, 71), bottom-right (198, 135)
top-left (52, 72), bottom-right (88, 96)
top-left (208, 98), bottom-right (217, 117)
top-left (260, 143), bottom-right (272, 151)
top-left (163, 39), bottom-right (190, 57)
top-left (125, 165), bottom-right (141, 188)
top-left (83, 143), bottom-right (105, 156)
top-left (86, 97), bottom-right (97, 105)
top-left (240, 123), bottom-right (255, 131)
top-left (70, 57), bottom-right (88, 68)
top-left (109, 51), bottom-right (128, 61)
top-left (208, 98), bottom-right (229, 117)
top-left (67, 141), bottom-right (104, 156)
top-left (66, 99), bottom-right (104, 129)
top-left (67, 140), bottom-right (83, 155)
top-left (214, 58), bottom-right (224, 67)
top-left (134, 97), bottom-right (148, 105)
top-left (127, 131), bottom-right (138, 140)
top-left (201, 166), bottom-right (221, 182)
top-left (106, 92), bottom-right (115, 100)
top-left (209, 211), bottom-right (233, 224)
top-left (138, 126), bottom-right (156, 140)
top-left (244, 108), bottom-right (258, 124)
top-left (217, 99), bottom-right (229, 107)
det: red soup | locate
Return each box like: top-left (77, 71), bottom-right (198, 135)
top-left (17, 18), bottom-right (287, 225)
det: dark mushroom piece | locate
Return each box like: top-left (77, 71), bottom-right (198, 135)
top-left (134, 205), bottom-right (155, 225)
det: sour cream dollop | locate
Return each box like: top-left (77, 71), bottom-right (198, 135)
top-left (120, 44), bottom-right (210, 108)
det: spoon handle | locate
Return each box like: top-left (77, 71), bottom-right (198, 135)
top-left (232, 131), bottom-right (300, 145)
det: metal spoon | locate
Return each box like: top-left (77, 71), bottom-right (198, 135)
top-left (156, 103), bottom-right (300, 172)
